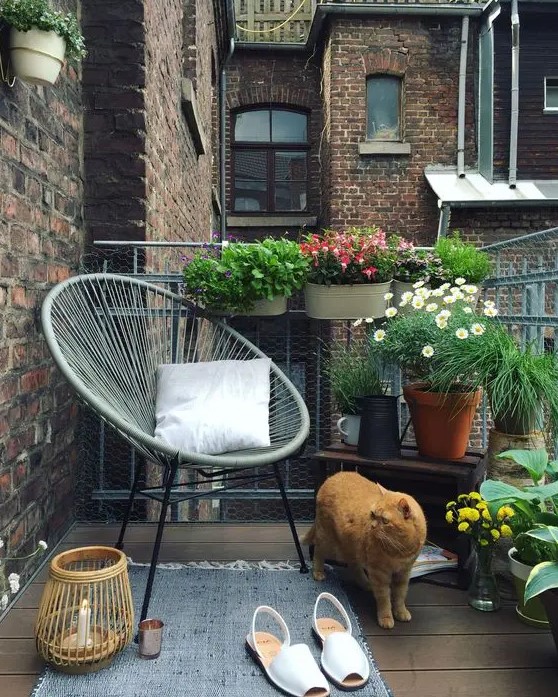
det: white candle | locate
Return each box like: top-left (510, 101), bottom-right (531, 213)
top-left (76, 598), bottom-right (91, 648)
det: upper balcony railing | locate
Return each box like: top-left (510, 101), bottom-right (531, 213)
top-left (234, 0), bottom-right (316, 44)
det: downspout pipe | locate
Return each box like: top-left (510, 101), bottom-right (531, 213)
top-left (509, 0), bottom-right (520, 188)
top-left (457, 16), bottom-right (469, 177)
top-left (219, 37), bottom-right (235, 242)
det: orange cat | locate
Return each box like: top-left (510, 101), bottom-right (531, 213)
top-left (305, 471), bottom-right (427, 629)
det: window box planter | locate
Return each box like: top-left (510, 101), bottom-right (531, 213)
top-left (303, 281), bottom-right (392, 320)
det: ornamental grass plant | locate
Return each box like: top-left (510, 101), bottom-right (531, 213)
top-left (432, 231), bottom-right (492, 285)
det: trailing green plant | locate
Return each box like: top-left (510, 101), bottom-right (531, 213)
top-left (323, 339), bottom-right (387, 416)
top-left (182, 237), bottom-right (309, 313)
top-left (480, 449), bottom-right (558, 566)
top-left (1, 0), bottom-right (86, 61)
top-left (432, 231), bottom-right (492, 285)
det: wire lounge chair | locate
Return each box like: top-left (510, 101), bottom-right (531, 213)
top-left (41, 273), bottom-right (311, 624)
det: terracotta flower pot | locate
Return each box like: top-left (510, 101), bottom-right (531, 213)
top-left (403, 382), bottom-right (482, 460)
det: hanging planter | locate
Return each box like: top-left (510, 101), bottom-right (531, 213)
top-left (9, 27), bottom-right (65, 85)
top-left (238, 296), bottom-right (288, 316)
top-left (403, 382), bottom-right (482, 460)
top-left (304, 281), bottom-right (392, 320)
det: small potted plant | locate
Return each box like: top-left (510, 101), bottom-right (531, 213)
top-left (300, 227), bottom-right (401, 320)
top-left (182, 237), bottom-right (309, 316)
top-left (1, 0), bottom-right (86, 86)
top-left (393, 244), bottom-right (444, 309)
top-left (480, 448), bottom-right (558, 627)
top-left (431, 231), bottom-right (492, 291)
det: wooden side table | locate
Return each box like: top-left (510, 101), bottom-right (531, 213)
top-left (310, 442), bottom-right (486, 588)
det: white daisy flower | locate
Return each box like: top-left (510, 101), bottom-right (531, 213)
top-left (411, 297), bottom-right (425, 309)
top-left (471, 323), bottom-right (485, 336)
top-left (399, 300), bottom-right (408, 307)
top-left (465, 295), bottom-right (477, 303)
top-left (484, 307), bottom-right (498, 317)
top-left (431, 288), bottom-right (444, 297)
top-left (385, 307), bottom-right (398, 318)
top-left (436, 318), bottom-right (448, 329)
top-left (443, 295), bottom-right (456, 304)
top-left (38, 540), bottom-right (48, 551)
top-left (421, 345), bottom-right (434, 358)
top-left (455, 277), bottom-right (466, 286)
top-left (440, 282), bottom-right (451, 291)
top-left (483, 300), bottom-right (495, 308)
top-left (374, 329), bottom-right (386, 342)
top-left (464, 284), bottom-right (478, 295)
top-left (0, 539), bottom-right (4, 549)
top-left (401, 291), bottom-right (414, 302)
top-left (353, 318), bottom-right (363, 327)
top-left (384, 292), bottom-right (394, 300)
top-left (455, 328), bottom-right (469, 340)
top-left (415, 287), bottom-right (431, 299)
top-left (365, 317), bottom-right (374, 323)
top-left (8, 573), bottom-right (20, 594)
top-left (462, 306), bottom-right (473, 314)
top-left (451, 289), bottom-right (464, 300)
top-left (413, 280), bottom-right (425, 289)
top-left (426, 303), bottom-right (438, 312)
top-left (0, 594), bottom-right (8, 611)
top-left (437, 309), bottom-right (451, 319)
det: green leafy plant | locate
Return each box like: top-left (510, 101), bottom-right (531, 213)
top-left (323, 339), bottom-right (386, 415)
top-left (480, 449), bottom-right (558, 566)
top-left (523, 526), bottom-right (558, 604)
top-left (432, 231), bottom-right (492, 285)
top-left (1, 0), bottom-right (86, 61)
top-left (182, 237), bottom-right (309, 313)
top-left (394, 247), bottom-right (444, 284)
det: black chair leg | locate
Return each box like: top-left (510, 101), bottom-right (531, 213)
top-left (115, 458), bottom-right (145, 551)
top-left (138, 458), bottom-right (179, 627)
top-left (273, 463), bottom-right (309, 573)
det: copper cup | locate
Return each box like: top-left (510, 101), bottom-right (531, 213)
top-left (138, 618), bottom-right (164, 659)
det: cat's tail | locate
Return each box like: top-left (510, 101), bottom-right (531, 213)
top-left (302, 524), bottom-right (315, 545)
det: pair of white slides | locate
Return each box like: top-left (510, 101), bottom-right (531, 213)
top-left (246, 592), bottom-right (370, 696)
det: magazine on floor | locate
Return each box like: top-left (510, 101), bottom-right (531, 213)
top-left (410, 542), bottom-right (458, 579)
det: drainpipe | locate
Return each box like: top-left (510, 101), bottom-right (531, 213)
top-left (437, 202), bottom-right (451, 239)
top-left (219, 37), bottom-right (235, 242)
top-left (457, 16), bottom-right (469, 178)
top-left (509, 0), bottom-right (520, 188)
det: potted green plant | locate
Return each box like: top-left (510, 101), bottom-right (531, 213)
top-left (392, 244), bottom-right (444, 309)
top-left (523, 525), bottom-right (558, 651)
top-left (1, 0), bottom-right (86, 86)
top-left (432, 231), bottom-right (492, 291)
top-left (323, 339), bottom-right (386, 447)
top-left (367, 280), bottom-right (487, 458)
top-left (480, 448), bottom-right (558, 626)
top-left (182, 237), bottom-right (309, 316)
top-left (299, 227), bottom-right (401, 320)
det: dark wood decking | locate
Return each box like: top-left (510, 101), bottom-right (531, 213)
top-left (1, 523), bottom-right (557, 697)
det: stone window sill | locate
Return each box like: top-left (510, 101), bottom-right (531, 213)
top-left (181, 78), bottom-right (208, 156)
top-left (227, 214), bottom-right (318, 228)
top-left (358, 141), bottom-right (411, 156)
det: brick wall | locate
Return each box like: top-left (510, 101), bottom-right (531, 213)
top-left (323, 17), bottom-right (477, 243)
top-left (0, 1), bottom-right (83, 590)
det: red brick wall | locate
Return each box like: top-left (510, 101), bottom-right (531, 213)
top-left (0, 1), bottom-right (83, 587)
top-left (323, 17), bottom-right (477, 243)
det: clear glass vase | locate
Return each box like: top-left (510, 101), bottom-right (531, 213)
top-left (468, 542), bottom-right (501, 612)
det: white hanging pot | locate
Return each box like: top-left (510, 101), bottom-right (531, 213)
top-left (10, 28), bottom-right (66, 86)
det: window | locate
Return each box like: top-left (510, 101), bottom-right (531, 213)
top-left (366, 75), bottom-right (402, 141)
top-left (232, 108), bottom-right (308, 213)
top-left (545, 78), bottom-right (558, 112)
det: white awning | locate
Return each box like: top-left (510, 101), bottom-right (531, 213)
top-left (425, 168), bottom-right (558, 207)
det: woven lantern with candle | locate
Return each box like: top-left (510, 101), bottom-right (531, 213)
top-left (35, 546), bottom-right (134, 673)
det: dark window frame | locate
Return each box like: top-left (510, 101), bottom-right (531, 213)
top-left (366, 74), bottom-right (404, 142)
top-left (231, 106), bottom-right (310, 214)
top-left (544, 77), bottom-right (558, 112)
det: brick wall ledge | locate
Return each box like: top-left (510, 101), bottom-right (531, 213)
top-left (358, 142), bottom-right (411, 156)
top-left (227, 215), bottom-right (318, 227)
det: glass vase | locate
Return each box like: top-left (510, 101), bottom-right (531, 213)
top-left (468, 541), bottom-right (501, 612)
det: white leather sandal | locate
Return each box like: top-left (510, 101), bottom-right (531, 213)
top-left (246, 605), bottom-right (330, 697)
top-left (312, 593), bottom-right (370, 691)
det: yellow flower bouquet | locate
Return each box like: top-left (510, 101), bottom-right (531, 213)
top-left (445, 492), bottom-right (515, 546)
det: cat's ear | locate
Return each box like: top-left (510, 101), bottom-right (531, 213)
top-left (398, 498), bottom-right (411, 519)
top-left (377, 483), bottom-right (388, 496)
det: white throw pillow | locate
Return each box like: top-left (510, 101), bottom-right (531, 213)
top-left (154, 359), bottom-right (271, 455)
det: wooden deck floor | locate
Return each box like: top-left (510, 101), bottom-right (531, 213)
top-left (1, 523), bottom-right (557, 697)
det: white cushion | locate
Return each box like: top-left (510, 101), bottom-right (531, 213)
top-left (154, 359), bottom-right (271, 455)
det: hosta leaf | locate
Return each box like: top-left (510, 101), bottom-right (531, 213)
top-left (480, 479), bottom-right (538, 502)
top-left (524, 562), bottom-right (558, 602)
top-left (497, 449), bottom-right (548, 482)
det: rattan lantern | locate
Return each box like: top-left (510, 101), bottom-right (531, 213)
top-left (35, 546), bottom-right (134, 673)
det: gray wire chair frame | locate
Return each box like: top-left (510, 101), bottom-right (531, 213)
top-left (41, 273), bottom-right (311, 624)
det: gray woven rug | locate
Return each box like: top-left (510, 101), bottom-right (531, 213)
top-left (31, 563), bottom-right (392, 697)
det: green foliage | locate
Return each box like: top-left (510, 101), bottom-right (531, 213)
top-left (323, 339), bottom-right (386, 415)
top-left (523, 527), bottom-right (558, 603)
top-left (1, 0), bottom-right (86, 60)
top-left (394, 248), bottom-right (444, 284)
top-left (433, 231), bottom-right (492, 284)
top-left (182, 238), bottom-right (309, 313)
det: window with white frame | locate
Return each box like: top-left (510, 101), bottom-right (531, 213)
top-left (545, 78), bottom-right (558, 112)
top-left (366, 75), bottom-right (402, 141)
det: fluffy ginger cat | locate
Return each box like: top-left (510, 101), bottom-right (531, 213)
top-left (305, 471), bottom-right (427, 629)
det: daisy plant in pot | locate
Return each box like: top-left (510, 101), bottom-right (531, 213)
top-left (299, 227), bottom-right (403, 320)
top-left (364, 278), bottom-right (493, 459)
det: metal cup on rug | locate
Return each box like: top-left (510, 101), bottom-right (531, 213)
top-left (30, 563), bottom-right (393, 697)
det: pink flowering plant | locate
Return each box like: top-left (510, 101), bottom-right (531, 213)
top-left (300, 227), bottom-right (403, 285)
top-left (0, 537), bottom-right (47, 612)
